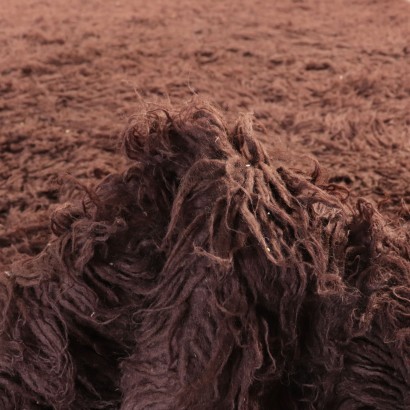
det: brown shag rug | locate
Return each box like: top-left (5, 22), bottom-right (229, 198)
top-left (1, 103), bottom-right (408, 409)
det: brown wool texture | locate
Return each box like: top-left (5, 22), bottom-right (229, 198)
top-left (0, 102), bottom-right (409, 409)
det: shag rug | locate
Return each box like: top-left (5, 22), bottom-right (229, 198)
top-left (1, 103), bottom-right (409, 409)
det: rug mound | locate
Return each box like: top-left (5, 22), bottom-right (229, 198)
top-left (0, 103), bottom-right (409, 409)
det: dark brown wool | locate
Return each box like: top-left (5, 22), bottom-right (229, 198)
top-left (0, 103), bottom-right (409, 409)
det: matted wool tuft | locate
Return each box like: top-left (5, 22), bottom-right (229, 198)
top-left (1, 102), bottom-right (409, 409)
